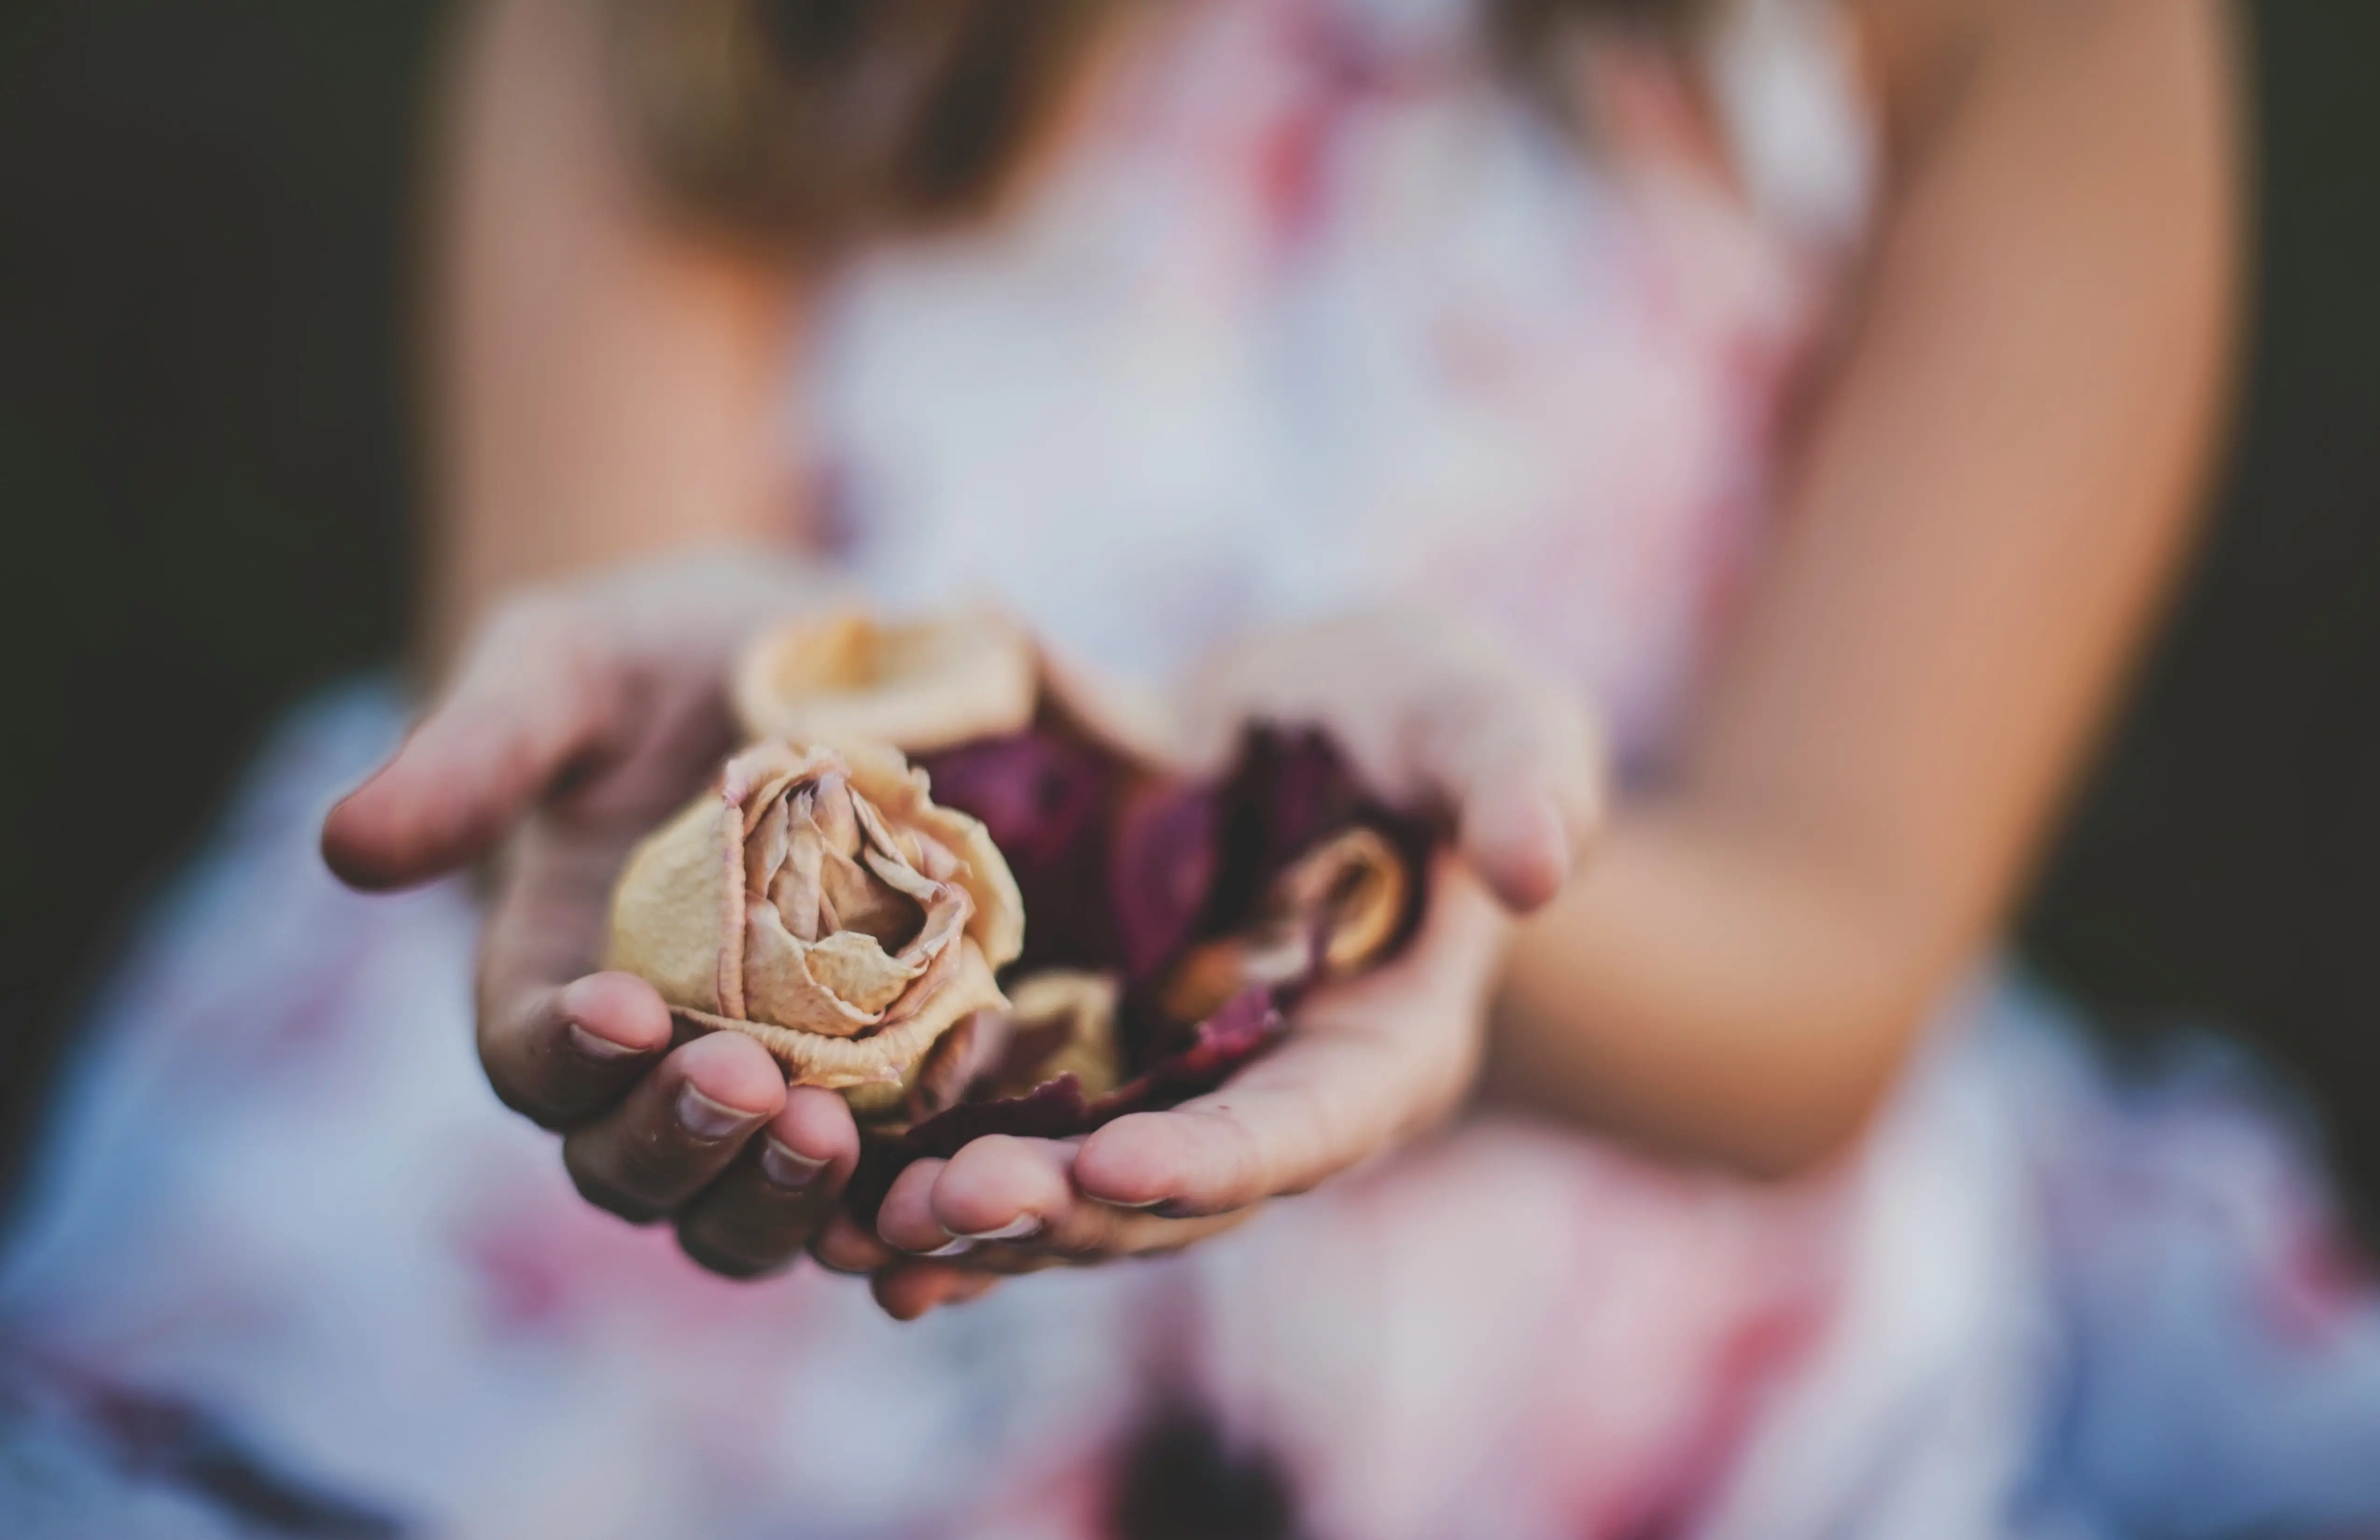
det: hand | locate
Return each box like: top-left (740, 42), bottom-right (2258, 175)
top-left (321, 546), bottom-right (872, 1279)
top-left (835, 611), bottom-right (1605, 1319)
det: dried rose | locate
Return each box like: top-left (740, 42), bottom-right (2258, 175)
top-left (604, 739), bottom-right (1024, 1116)
top-left (673, 610), bottom-right (1441, 1217)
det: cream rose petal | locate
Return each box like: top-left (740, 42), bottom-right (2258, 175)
top-left (740, 900), bottom-right (889, 1036)
top-left (843, 743), bottom-right (1025, 971)
top-left (681, 940), bottom-right (1007, 1102)
top-left (990, 970), bottom-right (1123, 1102)
top-left (801, 928), bottom-right (924, 1016)
top-left (733, 611), bottom-right (1039, 756)
top-left (603, 791), bottom-right (741, 1018)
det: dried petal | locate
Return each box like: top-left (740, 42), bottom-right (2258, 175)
top-left (820, 843), bottom-right (920, 947)
top-left (740, 901), bottom-right (880, 1035)
top-left (846, 986), bottom-right (1284, 1222)
top-left (1278, 825), bottom-right (1410, 978)
top-left (919, 729), bottom-right (1121, 973)
top-left (734, 611), bottom-right (1039, 754)
top-left (1152, 931), bottom-right (1308, 1026)
top-left (604, 791), bottom-right (743, 1019)
top-left (843, 742), bottom-right (1024, 972)
top-left (799, 929), bottom-right (925, 1016)
top-left (993, 970), bottom-right (1122, 1101)
top-left (906, 1008), bottom-right (1014, 1123)
top-left (682, 940), bottom-right (1006, 1101)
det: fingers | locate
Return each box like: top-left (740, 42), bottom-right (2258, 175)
top-left (1415, 685), bottom-right (1603, 913)
top-left (870, 1263), bottom-right (1005, 1322)
top-left (1178, 612), bottom-right (1604, 914)
top-left (561, 1031), bottom-right (787, 1224)
top-left (675, 1087), bottom-right (860, 1278)
top-left (877, 1140), bottom-right (1065, 1255)
top-left (1457, 783), bottom-right (1574, 913)
top-left (323, 596), bottom-right (620, 891)
top-left (812, 1209), bottom-right (901, 1276)
top-left (322, 548), bottom-right (851, 893)
top-left (479, 971), bottom-right (674, 1129)
top-left (1072, 862), bottom-right (1503, 1215)
top-left (474, 810), bottom-right (675, 1126)
top-left (875, 1136), bottom-right (1256, 1273)
top-left (923, 1136), bottom-right (1075, 1242)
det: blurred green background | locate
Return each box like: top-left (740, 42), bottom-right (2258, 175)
top-left (2, 3), bottom-right (2377, 1214)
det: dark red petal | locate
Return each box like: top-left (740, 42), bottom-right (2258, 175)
top-left (846, 988), bottom-right (1285, 1222)
top-left (919, 728), bottom-right (1126, 973)
top-left (1108, 781), bottom-right (1220, 981)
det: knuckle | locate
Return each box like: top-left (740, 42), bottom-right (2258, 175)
top-left (480, 1026), bottom-right (608, 1132)
top-left (809, 1233), bottom-right (884, 1277)
top-left (608, 1131), bottom-right (708, 1202)
top-left (1038, 1216), bottom-right (1114, 1262)
top-left (483, 1055), bottom-right (577, 1132)
top-left (563, 1147), bottom-right (668, 1226)
top-left (1174, 1105), bottom-right (1272, 1207)
top-left (480, 1056), bottom-right (561, 1126)
top-left (678, 1220), bottom-right (799, 1281)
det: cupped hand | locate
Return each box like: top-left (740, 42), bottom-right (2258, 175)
top-left (843, 611), bottom-right (1605, 1319)
top-left (321, 547), bottom-right (868, 1278)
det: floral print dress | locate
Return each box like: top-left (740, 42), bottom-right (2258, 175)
top-left (9, 2), bottom-right (2380, 1538)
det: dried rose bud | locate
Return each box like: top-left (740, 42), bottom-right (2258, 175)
top-left (605, 740), bottom-right (1024, 1116)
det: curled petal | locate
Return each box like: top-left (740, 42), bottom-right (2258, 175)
top-left (798, 928), bottom-right (924, 1020)
top-left (1279, 825), bottom-right (1410, 978)
top-left (845, 742), bottom-right (1025, 972)
top-left (734, 611), bottom-right (1039, 755)
top-left (1152, 931), bottom-right (1308, 1026)
top-left (604, 790), bottom-right (744, 1020)
top-left (993, 970), bottom-right (1122, 1101)
top-left (906, 1008), bottom-right (1014, 1123)
top-left (682, 941), bottom-right (1006, 1106)
top-left (740, 901), bottom-right (883, 1035)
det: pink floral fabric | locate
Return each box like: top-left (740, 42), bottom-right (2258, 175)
top-left (808, 0), bottom-right (1869, 761)
top-left (12, 2), bottom-right (2380, 1538)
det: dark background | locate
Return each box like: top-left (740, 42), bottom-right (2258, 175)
top-left (2, 4), bottom-right (2376, 1212)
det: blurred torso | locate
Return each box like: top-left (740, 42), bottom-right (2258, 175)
top-left (809, 0), bottom-right (1872, 766)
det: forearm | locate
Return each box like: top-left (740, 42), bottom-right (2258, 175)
top-left (422, 0), bottom-right (811, 667)
top-left (1489, 803), bottom-right (1954, 1176)
top-left (1489, 0), bottom-right (2243, 1175)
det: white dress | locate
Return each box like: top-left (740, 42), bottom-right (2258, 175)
top-left (7, 3), bottom-right (2380, 1537)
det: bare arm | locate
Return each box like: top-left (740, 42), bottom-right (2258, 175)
top-left (422, 0), bottom-right (810, 663)
top-left (1490, 0), bottom-right (2246, 1174)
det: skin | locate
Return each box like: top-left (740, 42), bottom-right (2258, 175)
top-left (323, 0), bottom-right (2242, 1318)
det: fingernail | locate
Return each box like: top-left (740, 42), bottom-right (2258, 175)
top-left (760, 1138), bottom-right (827, 1191)
top-left (1104, 1197), bottom-right (1169, 1211)
top-left (1152, 1200), bottom-right (1203, 1221)
top-left (676, 1084), bottom-right (763, 1142)
top-left (958, 1215), bottom-right (1043, 1242)
top-left (567, 1022), bottom-right (645, 1063)
top-left (921, 1237), bottom-right (977, 1259)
